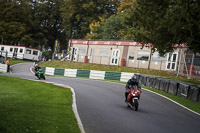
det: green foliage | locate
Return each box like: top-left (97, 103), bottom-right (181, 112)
top-left (101, 15), bottom-right (125, 39)
top-left (0, 0), bottom-right (32, 45)
top-left (86, 15), bottom-right (125, 40)
top-left (0, 0), bottom-right (67, 51)
top-left (9, 59), bottom-right (31, 66)
top-left (120, 0), bottom-right (200, 54)
top-left (61, 0), bottom-right (120, 39)
top-left (30, 0), bottom-right (67, 50)
top-left (142, 86), bottom-right (200, 113)
top-left (0, 75), bottom-right (80, 133)
top-left (1, 0), bottom-right (199, 54)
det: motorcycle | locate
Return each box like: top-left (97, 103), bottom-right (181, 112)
top-left (126, 85), bottom-right (141, 111)
top-left (35, 68), bottom-right (45, 80)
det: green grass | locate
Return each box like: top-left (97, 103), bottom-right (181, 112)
top-left (9, 59), bottom-right (31, 66)
top-left (141, 86), bottom-right (200, 114)
top-left (39, 61), bottom-right (200, 85)
top-left (0, 75), bottom-right (80, 133)
top-left (102, 80), bottom-right (200, 114)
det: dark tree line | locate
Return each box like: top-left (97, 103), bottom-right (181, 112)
top-left (0, 0), bottom-right (199, 54)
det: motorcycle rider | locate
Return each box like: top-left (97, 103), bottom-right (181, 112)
top-left (125, 75), bottom-right (141, 102)
top-left (34, 63), bottom-right (40, 76)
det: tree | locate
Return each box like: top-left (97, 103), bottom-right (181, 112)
top-left (101, 15), bottom-right (125, 39)
top-left (0, 0), bottom-right (32, 45)
top-left (166, 0), bottom-right (200, 53)
top-left (61, 0), bottom-right (120, 39)
top-left (120, 0), bottom-right (200, 54)
top-left (30, 0), bottom-right (67, 51)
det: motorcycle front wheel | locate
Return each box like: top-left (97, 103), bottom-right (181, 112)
top-left (133, 99), bottom-right (139, 111)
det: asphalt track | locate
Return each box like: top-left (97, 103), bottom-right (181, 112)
top-left (1, 63), bottom-right (200, 133)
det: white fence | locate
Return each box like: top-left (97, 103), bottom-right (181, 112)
top-left (0, 64), bottom-right (7, 73)
top-left (64, 69), bottom-right (77, 77)
top-left (89, 70), bottom-right (105, 80)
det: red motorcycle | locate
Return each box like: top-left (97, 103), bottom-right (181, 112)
top-left (126, 85), bottom-right (141, 111)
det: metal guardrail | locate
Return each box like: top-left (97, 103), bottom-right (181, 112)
top-left (41, 66), bottom-right (200, 102)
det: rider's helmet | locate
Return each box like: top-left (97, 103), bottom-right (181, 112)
top-left (131, 75), bottom-right (137, 82)
top-left (35, 64), bottom-right (38, 67)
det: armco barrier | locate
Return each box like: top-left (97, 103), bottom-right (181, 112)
top-left (139, 74), bottom-right (147, 86)
top-left (54, 68), bottom-right (65, 76)
top-left (153, 77), bottom-right (162, 90)
top-left (40, 66), bottom-right (200, 103)
top-left (76, 70), bottom-right (90, 78)
top-left (188, 85), bottom-right (200, 102)
top-left (146, 76), bottom-right (155, 88)
top-left (0, 64), bottom-right (7, 73)
top-left (140, 75), bottom-right (147, 85)
top-left (198, 92), bottom-right (200, 103)
top-left (41, 67), bottom-right (46, 73)
top-left (159, 78), bottom-right (170, 93)
top-left (120, 72), bottom-right (134, 82)
top-left (45, 67), bottom-right (55, 75)
top-left (64, 69), bottom-right (77, 77)
top-left (105, 72), bottom-right (121, 81)
top-left (90, 70), bottom-right (105, 80)
top-left (168, 80), bottom-right (179, 95)
top-left (177, 83), bottom-right (190, 98)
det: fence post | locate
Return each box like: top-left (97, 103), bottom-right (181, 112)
top-left (189, 53), bottom-right (194, 78)
top-left (5, 51), bottom-right (8, 64)
top-left (177, 49), bottom-right (182, 77)
top-left (182, 51), bottom-right (189, 78)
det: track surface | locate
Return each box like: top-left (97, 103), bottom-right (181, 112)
top-left (1, 63), bottom-right (200, 133)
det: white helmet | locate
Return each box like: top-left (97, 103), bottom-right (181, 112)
top-left (131, 75), bottom-right (137, 82)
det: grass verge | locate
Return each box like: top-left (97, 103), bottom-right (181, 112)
top-left (141, 85), bottom-right (200, 114)
top-left (9, 59), bottom-right (31, 66)
top-left (39, 61), bottom-right (200, 85)
top-left (0, 75), bottom-right (80, 133)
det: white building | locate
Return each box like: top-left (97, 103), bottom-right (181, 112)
top-left (0, 44), bottom-right (41, 61)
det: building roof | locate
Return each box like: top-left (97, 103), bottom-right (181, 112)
top-left (0, 44), bottom-right (40, 50)
top-left (71, 40), bottom-right (187, 48)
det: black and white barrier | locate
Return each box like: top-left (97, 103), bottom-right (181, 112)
top-left (188, 85), bottom-right (200, 102)
top-left (159, 78), bottom-right (170, 93)
top-left (168, 80), bottom-right (179, 95)
top-left (137, 74), bottom-right (200, 102)
top-left (0, 64), bottom-right (7, 73)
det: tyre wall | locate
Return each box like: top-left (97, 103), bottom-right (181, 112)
top-left (41, 66), bottom-right (200, 102)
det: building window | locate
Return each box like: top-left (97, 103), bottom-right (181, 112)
top-left (152, 52), bottom-right (165, 62)
top-left (166, 53), bottom-right (177, 70)
top-left (128, 51), bottom-right (134, 60)
top-left (99, 49), bottom-right (109, 56)
top-left (1, 47), bottom-right (4, 51)
top-left (10, 48), bottom-right (13, 52)
top-left (78, 48), bottom-right (86, 55)
top-left (26, 49), bottom-right (32, 54)
top-left (20, 49), bottom-right (23, 53)
top-left (137, 51), bottom-right (150, 61)
top-left (194, 55), bottom-right (200, 66)
top-left (33, 51), bottom-right (38, 55)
